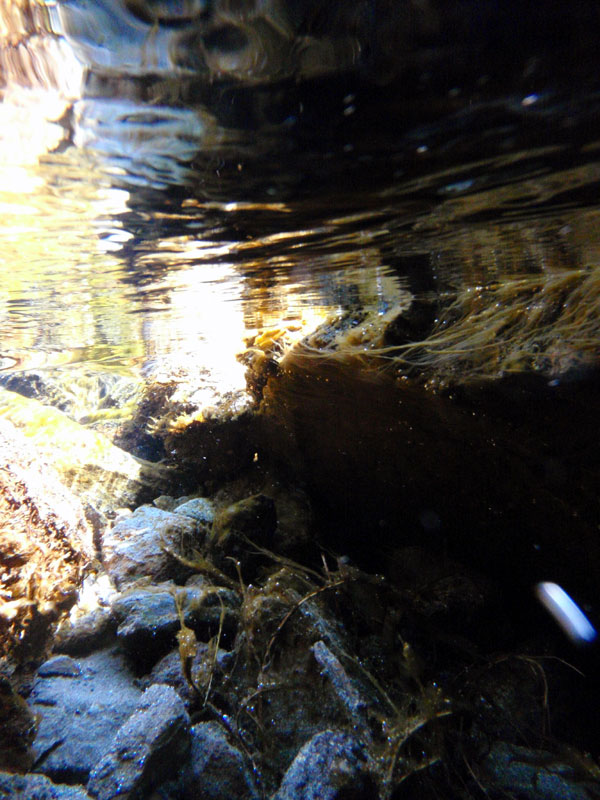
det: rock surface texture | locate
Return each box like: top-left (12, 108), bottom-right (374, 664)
top-left (272, 730), bottom-right (376, 800)
top-left (86, 684), bottom-right (190, 800)
top-left (30, 649), bottom-right (142, 783)
top-left (0, 418), bottom-right (92, 667)
top-left (0, 771), bottom-right (92, 800)
top-left (7, 482), bottom-right (598, 800)
top-left (101, 505), bottom-right (202, 589)
top-left (179, 722), bottom-right (260, 800)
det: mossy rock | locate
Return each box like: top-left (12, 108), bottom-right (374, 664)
top-left (0, 387), bottom-right (174, 516)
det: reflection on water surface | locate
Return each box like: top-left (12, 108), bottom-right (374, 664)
top-left (1, 4), bottom-right (600, 534)
top-left (2, 82), bottom-right (600, 393)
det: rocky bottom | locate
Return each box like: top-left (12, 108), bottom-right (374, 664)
top-left (1, 350), bottom-right (600, 799)
top-left (2, 471), bottom-right (600, 800)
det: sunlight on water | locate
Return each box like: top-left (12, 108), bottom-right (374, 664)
top-left (2, 0), bottom-right (600, 416)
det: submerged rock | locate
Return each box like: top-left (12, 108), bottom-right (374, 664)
top-left (111, 578), bottom-right (239, 668)
top-left (0, 387), bottom-right (173, 519)
top-left (209, 493), bottom-right (277, 580)
top-left (86, 684), bottom-right (190, 800)
top-left (146, 644), bottom-right (234, 710)
top-left (224, 568), bottom-right (382, 787)
top-left (101, 505), bottom-right (202, 589)
top-left (0, 771), bottom-right (92, 800)
top-left (0, 419), bottom-right (91, 667)
top-left (29, 649), bottom-right (142, 784)
top-left (272, 730), bottom-right (376, 800)
top-left (173, 497), bottom-right (216, 525)
top-left (179, 722), bottom-right (260, 800)
top-left (310, 641), bottom-right (369, 734)
top-left (480, 742), bottom-right (598, 800)
top-left (212, 493), bottom-right (277, 547)
top-left (53, 607), bottom-right (117, 657)
top-left (0, 369), bottom-right (142, 436)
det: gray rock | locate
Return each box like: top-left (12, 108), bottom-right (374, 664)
top-left (101, 505), bottom-right (201, 589)
top-left (37, 655), bottom-right (82, 678)
top-left (111, 578), bottom-right (239, 667)
top-left (0, 771), bottom-right (92, 800)
top-left (152, 495), bottom-right (178, 512)
top-left (226, 571), bottom-right (376, 780)
top-left (180, 722), bottom-right (260, 800)
top-left (481, 741), bottom-right (598, 800)
top-left (273, 730), bottom-right (375, 800)
top-left (174, 497), bottom-right (215, 525)
top-left (183, 575), bottom-right (240, 638)
top-left (310, 641), bottom-right (368, 729)
top-left (29, 648), bottom-right (142, 783)
top-left (86, 684), bottom-right (190, 800)
top-left (112, 587), bottom-right (181, 663)
top-left (147, 645), bottom-right (234, 709)
top-left (54, 607), bottom-right (117, 656)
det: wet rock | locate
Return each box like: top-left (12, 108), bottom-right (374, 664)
top-left (480, 741), bottom-right (598, 800)
top-left (86, 684), bottom-right (190, 800)
top-left (37, 654), bottom-right (82, 678)
top-left (54, 607), bottom-right (117, 657)
top-left (111, 578), bottom-right (239, 667)
top-left (147, 644), bottom-right (234, 709)
top-left (152, 495), bottom-right (179, 512)
top-left (178, 721), bottom-right (260, 800)
top-left (230, 570), bottom-right (377, 783)
top-left (0, 369), bottom-right (142, 435)
top-left (272, 730), bottom-right (376, 800)
top-left (0, 387), bottom-right (173, 519)
top-left (0, 771), bottom-right (92, 799)
top-left (0, 418), bottom-right (91, 666)
top-left (212, 493), bottom-right (276, 547)
top-left (210, 475), bottom-right (314, 557)
top-left (111, 587), bottom-right (181, 663)
top-left (310, 641), bottom-right (368, 734)
top-left (29, 648), bottom-right (142, 783)
top-left (173, 496), bottom-right (216, 525)
top-left (101, 505), bottom-right (201, 589)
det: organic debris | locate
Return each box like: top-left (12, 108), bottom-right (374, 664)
top-left (249, 263), bottom-right (600, 385)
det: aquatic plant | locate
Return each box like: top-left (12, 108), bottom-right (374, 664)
top-left (267, 263), bottom-right (600, 384)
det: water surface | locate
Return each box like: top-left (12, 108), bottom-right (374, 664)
top-left (2, 79), bottom-right (600, 397)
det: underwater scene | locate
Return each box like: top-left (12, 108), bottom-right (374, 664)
top-left (1, 1), bottom-right (600, 798)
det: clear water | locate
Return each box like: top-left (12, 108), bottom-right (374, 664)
top-left (2, 7), bottom-right (600, 774)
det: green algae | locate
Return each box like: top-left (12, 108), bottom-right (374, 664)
top-left (0, 386), bottom-right (173, 514)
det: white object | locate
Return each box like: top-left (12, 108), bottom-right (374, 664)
top-left (535, 582), bottom-right (597, 644)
